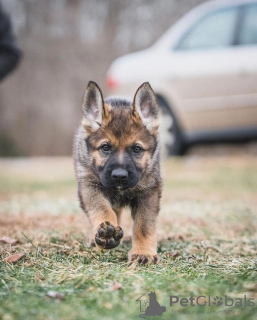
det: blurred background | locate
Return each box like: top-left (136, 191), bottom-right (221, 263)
top-left (0, 0), bottom-right (256, 157)
top-left (0, 4), bottom-right (256, 318)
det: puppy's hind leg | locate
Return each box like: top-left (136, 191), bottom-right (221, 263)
top-left (128, 189), bottom-right (160, 264)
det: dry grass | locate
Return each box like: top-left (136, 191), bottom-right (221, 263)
top-left (0, 156), bottom-right (257, 320)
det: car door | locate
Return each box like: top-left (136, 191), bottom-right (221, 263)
top-left (230, 2), bottom-right (257, 130)
top-left (167, 4), bottom-right (253, 133)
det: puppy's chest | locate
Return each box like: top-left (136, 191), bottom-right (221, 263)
top-left (105, 189), bottom-right (137, 208)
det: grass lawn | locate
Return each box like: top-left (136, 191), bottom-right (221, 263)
top-left (0, 156), bottom-right (257, 320)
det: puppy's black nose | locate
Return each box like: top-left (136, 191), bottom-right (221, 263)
top-left (111, 168), bottom-right (128, 183)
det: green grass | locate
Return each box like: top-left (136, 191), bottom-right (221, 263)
top-left (1, 237), bottom-right (256, 320)
top-left (0, 157), bottom-right (257, 320)
top-left (0, 177), bottom-right (75, 193)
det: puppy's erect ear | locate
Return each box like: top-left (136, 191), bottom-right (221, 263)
top-left (82, 81), bottom-right (105, 132)
top-left (132, 82), bottom-right (159, 132)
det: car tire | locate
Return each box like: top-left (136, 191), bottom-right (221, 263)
top-left (158, 97), bottom-right (187, 157)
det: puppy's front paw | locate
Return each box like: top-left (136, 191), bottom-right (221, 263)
top-left (95, 221), bottom-right (123, 249)
top-left (128, 251), bottom-right (160, 265)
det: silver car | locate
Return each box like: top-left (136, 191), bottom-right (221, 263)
top-left (106, 0), bottom-right (257, 155)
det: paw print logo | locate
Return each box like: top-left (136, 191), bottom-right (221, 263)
top-left (213, 296), bottom-right (223, 307)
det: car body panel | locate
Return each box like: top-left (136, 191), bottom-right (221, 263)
top-left (106, 0), bottom-right (257, 143)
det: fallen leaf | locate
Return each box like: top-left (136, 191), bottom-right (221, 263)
top-left (36, 274), bottom-right (44, 281)
top-left (111, 282), bottom-right (123, 290)
top-left (4, 253), bottom-right (25, 263)
top-left (166, 251), bottom-right (179, 258)
top-left (172, 252), bottom-right (179, 257)
top-left (46, 291), bottom-right (64, 300)
top-left (0, 236), bottom-right (18, 245)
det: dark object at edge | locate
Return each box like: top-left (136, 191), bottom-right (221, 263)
top-left (0, 2), bottom-right (22, 81)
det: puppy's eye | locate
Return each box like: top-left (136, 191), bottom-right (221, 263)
top-left (132, 145), bottom-right (143, 154)
top-left (100, 143), bottom-right (111, 153)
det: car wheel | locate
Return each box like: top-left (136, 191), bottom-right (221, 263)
top-left (158, 98), bottom-right (187, 157)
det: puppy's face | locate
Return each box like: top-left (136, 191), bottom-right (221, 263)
top-left (82, 82), bottom-right (159, 190)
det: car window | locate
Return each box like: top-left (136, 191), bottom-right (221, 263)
top-left (238, 4), bottom-right (257, 45)
top-left (176, 7), bottom-right (238, 50)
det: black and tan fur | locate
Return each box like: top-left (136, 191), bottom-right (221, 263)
top-left (73, 81), bottom-right (162, 264)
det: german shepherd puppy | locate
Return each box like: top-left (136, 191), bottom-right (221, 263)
top-left (73, 81), bottom-right (162, 264)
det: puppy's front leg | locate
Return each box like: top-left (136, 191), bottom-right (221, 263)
top-left (129, 189), bottom-right (160, 264)
top-left (79, 184), bottom-right (123, 249)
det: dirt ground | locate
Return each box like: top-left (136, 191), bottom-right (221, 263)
top-left (0, 149), bottom-right (257, 320)
top-left (0, 149), bottom-right (256, 244)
